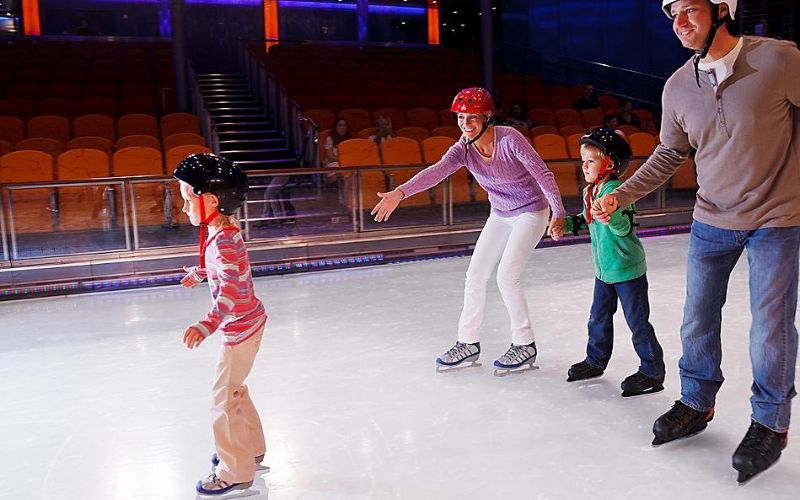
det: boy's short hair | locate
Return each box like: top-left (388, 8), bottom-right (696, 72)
top-left (579, 142), bottom-right (604, 157)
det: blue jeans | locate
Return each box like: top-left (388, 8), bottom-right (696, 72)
top-left (586, 274), bottom-right (665, 379)
top-left (679, 221), bottom-right (800, 432)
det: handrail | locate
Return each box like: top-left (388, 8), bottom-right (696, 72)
top-left (0, 155), bottom-right (682, 264)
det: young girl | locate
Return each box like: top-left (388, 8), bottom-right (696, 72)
top-left (563, 129), bottom-right (665, 397)
top-left (371, 87), bottom-right (566, 375)
top-left (174, 153), bottom-right (268, 496)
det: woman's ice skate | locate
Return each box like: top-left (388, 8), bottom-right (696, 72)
top-left (493, 342), bottom-right (538, 377)
top-left (435, 341), bottom-right (481, 372)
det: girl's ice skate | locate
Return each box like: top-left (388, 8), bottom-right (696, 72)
top-left (196, 473), bottom-right (254, 497)
top-left (493, 342), bottom-right (538, 377)
top-left (436, 341), bottom-right (481, 372)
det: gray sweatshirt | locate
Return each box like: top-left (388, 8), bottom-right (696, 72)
top-left (614, 36), bottom-right (800, 230)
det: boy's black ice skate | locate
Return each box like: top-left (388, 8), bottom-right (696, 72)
top-left (436, 341), bottom-right (481, 372)
top-left (652, 400), bottom-right (715, 445)
top-left (493, 342), bottom-right (537, 377)
top-left (566, 360), bottom-right (604, 382)
top-left (620, 371), bottom-right (664, 397)
top-left (732, 420), bottom-right (788, 484)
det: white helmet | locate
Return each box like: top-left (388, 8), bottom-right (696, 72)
top-left (661, 0), bottom-right (737, 20)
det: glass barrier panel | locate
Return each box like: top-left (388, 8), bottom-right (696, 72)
top-left (0, 189), bottom-right (7, 262)
top-left (7, 182), bottom-right (127, 259)
top-left (244, 172), bottom-right (354, 239)
top-left (130, 179), bottom-right (197, 249)
top-left (359, 167), bottom-right (446, 231)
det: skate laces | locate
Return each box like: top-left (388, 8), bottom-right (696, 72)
top-left (201, 473), bottom-right (231, 490)
top-left (500, 344), bottom-right (534, 363)
top-left (444, 341), bottom-right (474, 361)
top-left (663, 401), bottom-right (706, 426)
top-left (442, 341), bottom-right (480, 361)
top-left (740, 422), bottom-right (787, 457)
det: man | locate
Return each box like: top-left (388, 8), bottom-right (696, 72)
top-left (593, 0), bottom-right (800, 483)
top-left (573, 84), bottom-right (600, 110)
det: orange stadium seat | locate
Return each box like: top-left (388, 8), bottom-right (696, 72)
top-left (0, 150), bottom-right (56, 233)
top-left (73, 114), bottom-right (115, 141)
top-left (118, 113), bottom-right (159, 138)
top-left (0, 116), bottom-right (24, 145)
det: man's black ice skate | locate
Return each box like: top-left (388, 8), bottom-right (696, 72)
top-left (566, 360), bottom-right (604, 382)
top-left (652, 400), bottom-right (714, 445)
top-left (436, 341), bottom-right (481, 372)
top-left (493, 342), bottom-right (537, 377)
top-left (732, 420), bottom-right (788, 484)
top-left (620, 371), bottom-right (664, 397)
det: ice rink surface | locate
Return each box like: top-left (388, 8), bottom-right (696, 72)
top-left (1, 232), bottom-right (798, 499)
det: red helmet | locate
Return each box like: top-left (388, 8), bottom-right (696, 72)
top-left (451, 87), bottom-right (495, 115)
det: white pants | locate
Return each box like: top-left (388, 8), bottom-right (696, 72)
top-left (212, 329), bottom-right (266, 484)
top-left (458, 209), bottom-right (549, 345)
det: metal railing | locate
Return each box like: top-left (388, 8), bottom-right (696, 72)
top-left (0, 160), bottom-right (695, 264)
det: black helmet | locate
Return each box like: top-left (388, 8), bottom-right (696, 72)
top-left (173, 153), bottom-right (248, 215)
top-left (579, 128), bottom-right (633, 176)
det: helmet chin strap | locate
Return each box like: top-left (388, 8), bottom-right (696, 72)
top-left (693, 3), bottom-right (724, 88)
top-left (463, 116), bottom-right (493, 163)
top-left (585, 156), bottom-right (613, 224)
top-left (198, 197), bottom-right (220, 268)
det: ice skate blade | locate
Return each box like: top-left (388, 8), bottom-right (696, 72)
top-left (492, 364), bottom-right (539, 377)
top-left (651, 424), bottom-right (708, 446)
top-left (196, 483), bottom-right (257, 499)
top-left (436, 361), bottom-right (482, 373)
top-left (566, 373), bottom-right (604, 383)
top-left (621, 385), bottom-right (664, 398)
top-left (255, 463), bottom-right (270, 472)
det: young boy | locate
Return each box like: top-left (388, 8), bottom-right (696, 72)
top-left (564, 129), bottom-right (665, 397)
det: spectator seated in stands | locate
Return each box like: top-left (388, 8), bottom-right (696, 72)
top-left (369, 115), bottom-right (396, 146)
top-left (616, 100), bottom-right (641, 130)
top-left (503, 102), bottom-right (532, 129)
top-left (603, 113), bottom-right (619, 130)
top-left (325, 118), bottom-right (351, 168)
top-left (573, 84), bottom-right (600, 110)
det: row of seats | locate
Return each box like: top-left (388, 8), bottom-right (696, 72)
top-left (321, 126), bottom-right (659, 161)
top-left (305, 107), bottom-right (454, 134)
top-left (0, 133), bottom-right (207, 159)
top-left (305, 106), bottom-right (652, 136)
top-left (0, 94), bottom-right (174, 119)
top-left (1, 82), bottom-right (172, 102)
top-left (0, 113), bottom-right (201, 145)
top-left (0, 145), bottom-right (209, 234)
top-left (333, 135), bottom-right (695, 206)
top-left (0, 67), bottom-right (174, 86)
top-left (1, 145), bottom-right (209, 181)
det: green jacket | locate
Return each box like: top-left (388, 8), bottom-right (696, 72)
top-left (565, 179), bottom-right (647, 284)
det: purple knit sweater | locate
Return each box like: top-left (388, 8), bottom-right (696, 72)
top-left (398, 126), bottom-right (565, 218)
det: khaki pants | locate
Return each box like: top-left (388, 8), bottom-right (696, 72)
top-left (211, 330), bottom-right (266, 484)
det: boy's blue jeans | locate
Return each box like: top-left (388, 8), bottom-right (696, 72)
top-left (586, 274), bottom-right (665, 379)
top-left (679, 221), bottom-right (800, 432)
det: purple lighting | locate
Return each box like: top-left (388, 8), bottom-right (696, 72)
top-left (279, 1), bottom-right (425, 14)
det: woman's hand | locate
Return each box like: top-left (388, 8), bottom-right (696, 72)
top-left (548, 217), bottom-right (565, 240)
top-left (370, 189), bottom-right (404, 222)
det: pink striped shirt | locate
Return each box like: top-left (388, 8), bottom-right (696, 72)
top-left (398, 126), bottom-right (565, 218)
top-left (190, 227), bottom-right (266, 346)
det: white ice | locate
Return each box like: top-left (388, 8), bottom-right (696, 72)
top-left (1, 233), bottom-right (798, 499)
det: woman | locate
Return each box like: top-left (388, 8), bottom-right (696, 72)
top-left (371, 87), bottom-right (566, 375)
